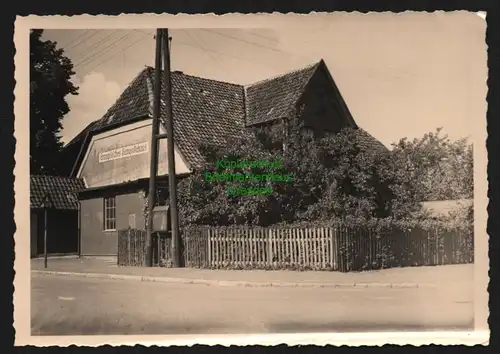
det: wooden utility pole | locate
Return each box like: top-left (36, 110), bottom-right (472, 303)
top-left (161, 29), bottom-right (181, 267)
top-left (145, 29), bottom-right (163, 267)
top-left (43, 207), bottom-right (48, 268)
top-left (42, 193), bottom-right (50, 269)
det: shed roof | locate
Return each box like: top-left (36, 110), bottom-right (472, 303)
top-left (30, 175), bottom-right (85, 210)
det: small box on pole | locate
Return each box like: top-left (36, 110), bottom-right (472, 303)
top-left (152, 205), bottom-right (169, 232)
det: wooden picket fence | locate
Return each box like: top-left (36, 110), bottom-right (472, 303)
top-left (117, 228), bottom-right (171, 267)
top-left (183, 225), bottom-right (474, 271)
top-left (118, 225), bottom-right (474, 272)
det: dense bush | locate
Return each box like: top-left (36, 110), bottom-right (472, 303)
top-left (176, 109), bottom-right (473, 230)
top-left (178, 115), bottom-right (409, 228)
top-left (171, 109), bottom-right (475, 273)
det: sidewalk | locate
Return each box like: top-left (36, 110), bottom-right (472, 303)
top-left (31, 257), bottom-right (473, 289)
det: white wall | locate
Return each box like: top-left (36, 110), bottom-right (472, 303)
top-left (78, 119), bottom-right (190, 188)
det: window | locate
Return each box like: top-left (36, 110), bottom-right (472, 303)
top-left (103, 196), bottom-right (116, 231)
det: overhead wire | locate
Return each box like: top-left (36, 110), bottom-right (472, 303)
top-left (74, 30), bottom-right (135, 68)
top-left (246, 30), bottom-right (280, 43)
top-left (201, 29), bottom-right (288, 54)
top-left (59, 29), bottom-right (91, 48)
top-left (71, 30), bottom-right (120, 65)
top-left (171, 30), bottom-right (276, 70)
top-left (67, 28), bottom-right (293, 75)
top-left (85, 32), bottom-right (153, 73)
top-left (63, 30), bottom-right (100, 51)
top-left (184, 30), bottom-right (226, 75)
top-left (73, 31), bottom-right (137, 70)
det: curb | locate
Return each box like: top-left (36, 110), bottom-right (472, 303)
top-left (31, 270), bottom-right (437, 289)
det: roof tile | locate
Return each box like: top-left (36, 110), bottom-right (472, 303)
top-left (356, 128), bottom-right (389, 154)
top-left (159, 71), bottom-right (246, 167)
top-left (30, 175), bottom-right (85, 210)
top-left (67, 60), bottom-right (387, 172)
top-left (67, 68), bottom-right (246, 169)
top-left (244, 62), bottom-right (321, 125)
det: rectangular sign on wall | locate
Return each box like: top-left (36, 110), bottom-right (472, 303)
top-left (98, 142), bottom-right (149, 163)
top-left (80, 120), bottom-right (190, 188)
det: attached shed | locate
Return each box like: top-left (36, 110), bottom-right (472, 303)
top-left (30, 175), bottom-right (85, 257)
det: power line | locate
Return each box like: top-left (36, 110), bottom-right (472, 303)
top-left (85, 33), bottom-right (152, 73)
top-left (141, 29), bottom-right (268, 72)
top-left (73, 30), bottom-right (132, 68)
top-left (175, 40), bottom-right (273, 69)
top-left (184, 31), bottom-right (226, 75)
top-left (247, 30), bottom-right (280, 43)
top-left (74, 31), bottom-right (136, 70)
top-left (201, 29), bottom-right (287, 54)
top-left (173, 34), bottom-right (274, 70)
top-left (64, 30), bottom-right (100, 51)
top-left (136, 29), bottom-right (155, 36)
top-left (67, 29), bottom-right (278, 76)
top-left (71, 30), bottom-right (120, 65)
top-left (59, 29), bottom-right (91, 48)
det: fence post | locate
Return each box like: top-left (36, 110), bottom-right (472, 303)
top-left (267, 228), bottom-right (272, 266)
top-left (329, 227), bottom-right (334, 270)
top-left (157, 232), bottom-right (161, 266)
top-left (345, 227), bottom-right (350, 272)
top-left (347, 227), bottom-right (352, 272)
top-left (207, 227), bottom-right (212, 268)
top-left (127, 228), bottom-right (131, 266)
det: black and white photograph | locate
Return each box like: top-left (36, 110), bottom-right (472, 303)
top-left (14, 12), bottom-right (488, 346)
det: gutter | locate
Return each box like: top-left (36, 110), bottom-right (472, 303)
top-left (70, 129), bottom-right (92, 178)
top-left (77, 172), bottom-right (192, 196)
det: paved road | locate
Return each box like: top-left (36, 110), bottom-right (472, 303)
top-left (31, 274), bottom-right (473, 335)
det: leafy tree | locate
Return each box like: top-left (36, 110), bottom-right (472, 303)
top-left (390, 128), bottom-right (473, 202)
top-left (177, 110), bottom-right (472, 228)
top-left (177, 113), bottom-right (408, 227)
top-left (30, 29), bottom-right (78, 175)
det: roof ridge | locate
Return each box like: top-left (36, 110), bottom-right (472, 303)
top-left (144, 66), bottom-right (155, 115)
top-left (98, 67), bottom-right (151, 120)
top-left (65, 62), bottom-right (323, 146)
top-left (144, 66), bottom-right (243, 88)
top-left (65, 66), bottom-right (153, 147)
top-left (244, 60), bottom-right (323, 88)
top-left (64, 121), bottom-right (97, 147)
top-left (173, 71), bottom-right (243, 88)
top-left (31, 174), bottom-right (84, 181)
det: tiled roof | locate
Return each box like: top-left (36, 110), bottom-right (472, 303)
top-left (69, 59), bottom-right (387, 173)
top-left (158, 69), bottom-right (246, 167)
top-left (65, 121), bottom-right (97, 148)
top-left (94, 69), bottom-right (153, 131)
top-left (244, 61), bottom-right (321, 126)
top-left (67, 68), bottom-right (245, 169)
top-left (30, 175), bottom-right (85, 210)
top-left (356, 128), bottom-right (389, 154)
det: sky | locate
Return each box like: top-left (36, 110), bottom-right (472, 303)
top-left (41, 12), bottom-right (487, 148)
